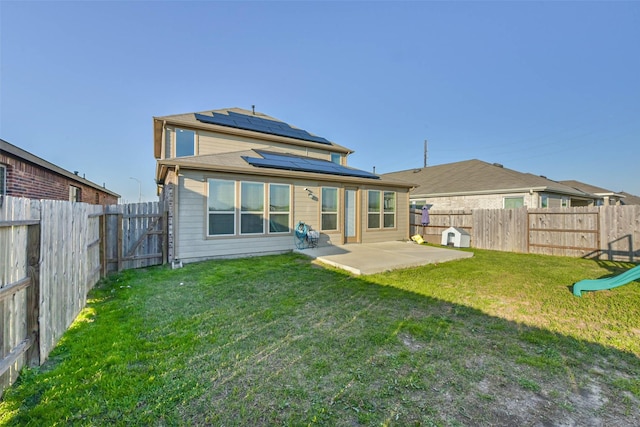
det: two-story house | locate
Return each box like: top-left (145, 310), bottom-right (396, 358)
top-left (154, 107), bottom-right (413, 263)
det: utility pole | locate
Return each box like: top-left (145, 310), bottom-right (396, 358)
top-left (423, 139), bottom-right (428, 167)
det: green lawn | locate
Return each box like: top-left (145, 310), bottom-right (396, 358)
top-left (1, 249), bottom-right (639, 426)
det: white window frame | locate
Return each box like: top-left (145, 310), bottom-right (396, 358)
top-left (175, 128), bottom-right (196, 157)
top-left (383, 191), bottom-right (396, 228)
top-left (367, 190), bottom-right (381, 229)
top-left (208, 179), bottom-right (236, 236)
top-left (69, 185), bottom-right (80, 202)
top-left (330, 153), bottom-right (341, 165)
top-left (321, 187), bottom-right (339, 231)
top-left (240, 181), bottom-right (265, 235)
top-left (268, 183), bottom-right (291, 234)
top-left (0, 164), bottom-right (6, 197)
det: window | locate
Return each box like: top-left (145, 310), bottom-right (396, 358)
top-left (69, 185), bottom-right (80, 202)
top-left (368, 190), bottom-right (396, 228)
top-left (541, 195), bottom-right (548, 208)
top-left (561, 197), bottom-right (569, 208)
top-left (269, 184), bottom-right (290, 233)
top-left (208, 179), bottom-right (235, 235)
top-left (368, 190), bottom-right (381, 228)
top-left (175, 128), bottom-right (195, 157)
top-left (330, 153), bottom-right (341, 165)
top-left (321, 187), bottom-right (338, 230)
top-left (240, 182), bottom-right (264, 234)
top-left (383, 191), bottom-right (396, 228)
top-left (0, 165), bottom-right (6, 197)
top-left (504, 197), bottom-right (524, 209)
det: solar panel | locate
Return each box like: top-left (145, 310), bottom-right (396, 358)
top-left (242, 150), bottom-right (380, 179)
top-left (194, 112), bottom-right (331, 145)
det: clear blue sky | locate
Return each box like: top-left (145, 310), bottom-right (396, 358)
top-left (1, 1), bottom-right (639, 203)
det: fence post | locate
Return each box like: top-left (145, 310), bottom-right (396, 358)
top-left (26, 223), bottom-right (41, 367)
top-left (117, 213), bottom-right (123, 272)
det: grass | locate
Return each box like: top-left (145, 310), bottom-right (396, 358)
top-left (1, 248), bottom-right (639, 426)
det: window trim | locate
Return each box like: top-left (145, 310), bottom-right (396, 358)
top-left (268, 183), bottom-right (291, 234)
top-left (321, 187), bottom-right (339, 231)
top-left (0, 164), bottom-right (6, 197)
top-left (367, 190), bottom-right (381, 229)
top-left (504, 196), bottom-right (524, 209)
top-left (240, 181), bottom-right (265, 235)
top-left (330, 153), bottom-right (341, 165)
top-left (207, 178), bottom-right (236, 236)
top-left (69, 185), bottom-right (81, 202)
top-left (175, 128), bottom-right (196, 157)
top-left (383, 191), bottom-right (396, 229)
top-left (367, 190), bottom-right (396, 229)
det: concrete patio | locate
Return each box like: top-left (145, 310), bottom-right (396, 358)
top-left (294, 241), bottom-right (473, 275)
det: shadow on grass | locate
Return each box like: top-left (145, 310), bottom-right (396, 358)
top-left (1, 253), bottom-right (639, 426)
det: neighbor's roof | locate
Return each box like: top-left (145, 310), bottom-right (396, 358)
top-left (558, 180), bottom-right (625, 198)
top-left (382, 159), bottom-right (594, 198)
top-left (620, 192), bottom-right (640, 205)
top-left (1, 138), bottom-right (120, 197)
top-left (153, 107), bottom-right (353, 159)
top-left (157, 149), bottom-right (413, 189)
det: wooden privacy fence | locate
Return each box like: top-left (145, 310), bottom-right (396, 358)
top-left (0, 197), bottom-right (166, 397)
top-left (103, 202), bottom-right (167, 273)
top-left (411, 205), bottom-right (640, 261)
top-left (0, 198), bottom-right (102, 397)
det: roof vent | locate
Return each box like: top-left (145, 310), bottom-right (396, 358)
top-left (540, 175), bottom-right (547, 179)
top-left (413, 168), bottom-right (422, 173)
top-left (492, 163), bottom-right (503, 168)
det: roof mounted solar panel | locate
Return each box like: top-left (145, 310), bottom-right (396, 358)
top-left (242, 150), bottom-right (379, 179)
top-left (194, 112), bottom-right (331, 145)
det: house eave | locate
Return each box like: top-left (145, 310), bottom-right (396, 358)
top-left (156, 159), bottom-right (412, 189)
top-left (411, 186), bottom-right (594, 199)
top-left (153, 117), bottom-right (354, 156)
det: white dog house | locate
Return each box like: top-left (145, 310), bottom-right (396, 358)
top-left (441, 227), bottom-right (470, 248)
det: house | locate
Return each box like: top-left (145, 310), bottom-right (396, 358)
top-left (559, 180), bottom-right (625, 206)
top-left (620, 192), bottom-right (640, 205)
top-left (382, 159), bottom-right (596, 210)
top-left (154, 107), bottom-right (413, 263)
top-left (0, 138), bottom-right (119, 206)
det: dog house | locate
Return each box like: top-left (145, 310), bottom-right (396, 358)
top-left (441, 227), bottom-right (470, 248)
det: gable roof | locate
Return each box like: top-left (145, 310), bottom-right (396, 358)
top-left (1, 138), bottom-right (120, 197)
top-left (558, 180), bottom-right (624, 199)
top-left (153, 107), bottom-right (353, 159)
top-left (382, 159), bottom-right (593, 198)
top-left (620, 192), bottom-right (640, 205)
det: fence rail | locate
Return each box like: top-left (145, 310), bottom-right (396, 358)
top-left (411, 205), bottom-right (639, 262)
top-left (0, 197), bottom-right (166, 397)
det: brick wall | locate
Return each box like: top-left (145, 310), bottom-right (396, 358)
top-left (1, 152), bottom-right (118, 205)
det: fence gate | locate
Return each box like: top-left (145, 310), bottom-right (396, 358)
top-left (103, 202), bottom-right (167, 273)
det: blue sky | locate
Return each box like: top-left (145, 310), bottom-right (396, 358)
top-left (1, 1), bottom-right (639, 203)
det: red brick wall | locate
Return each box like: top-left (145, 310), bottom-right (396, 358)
top-left (1, 152), bottom-right (118, 205)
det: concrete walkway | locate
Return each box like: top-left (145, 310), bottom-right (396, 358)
top-left (294, 241), bottom-right (473, 275)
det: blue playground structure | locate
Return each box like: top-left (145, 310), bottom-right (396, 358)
top-left (572, 264), bottom-right (640, 297)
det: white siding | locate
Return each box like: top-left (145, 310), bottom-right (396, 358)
top-left (415, 192), bottom-right (538, 210)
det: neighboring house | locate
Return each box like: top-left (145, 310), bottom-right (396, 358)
top-left (0, 138), bottom-right (119, 206)
top-left (620, 192), bottom-right (640, 205)
top-left (559, 180), bottom-right (625, 206)
top-left (382, 159), bottom-right (596, 210)
top-left (154, 107), bottom-right (413, 263)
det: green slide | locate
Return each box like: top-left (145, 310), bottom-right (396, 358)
top-left (573, 264), bottom-right (640, 297)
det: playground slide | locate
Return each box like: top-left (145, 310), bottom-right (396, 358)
top-left (572, 264), bottom-right (640, 297)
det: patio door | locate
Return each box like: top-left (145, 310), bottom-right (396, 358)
top-left (344, 189), bottom-right (358, 243)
